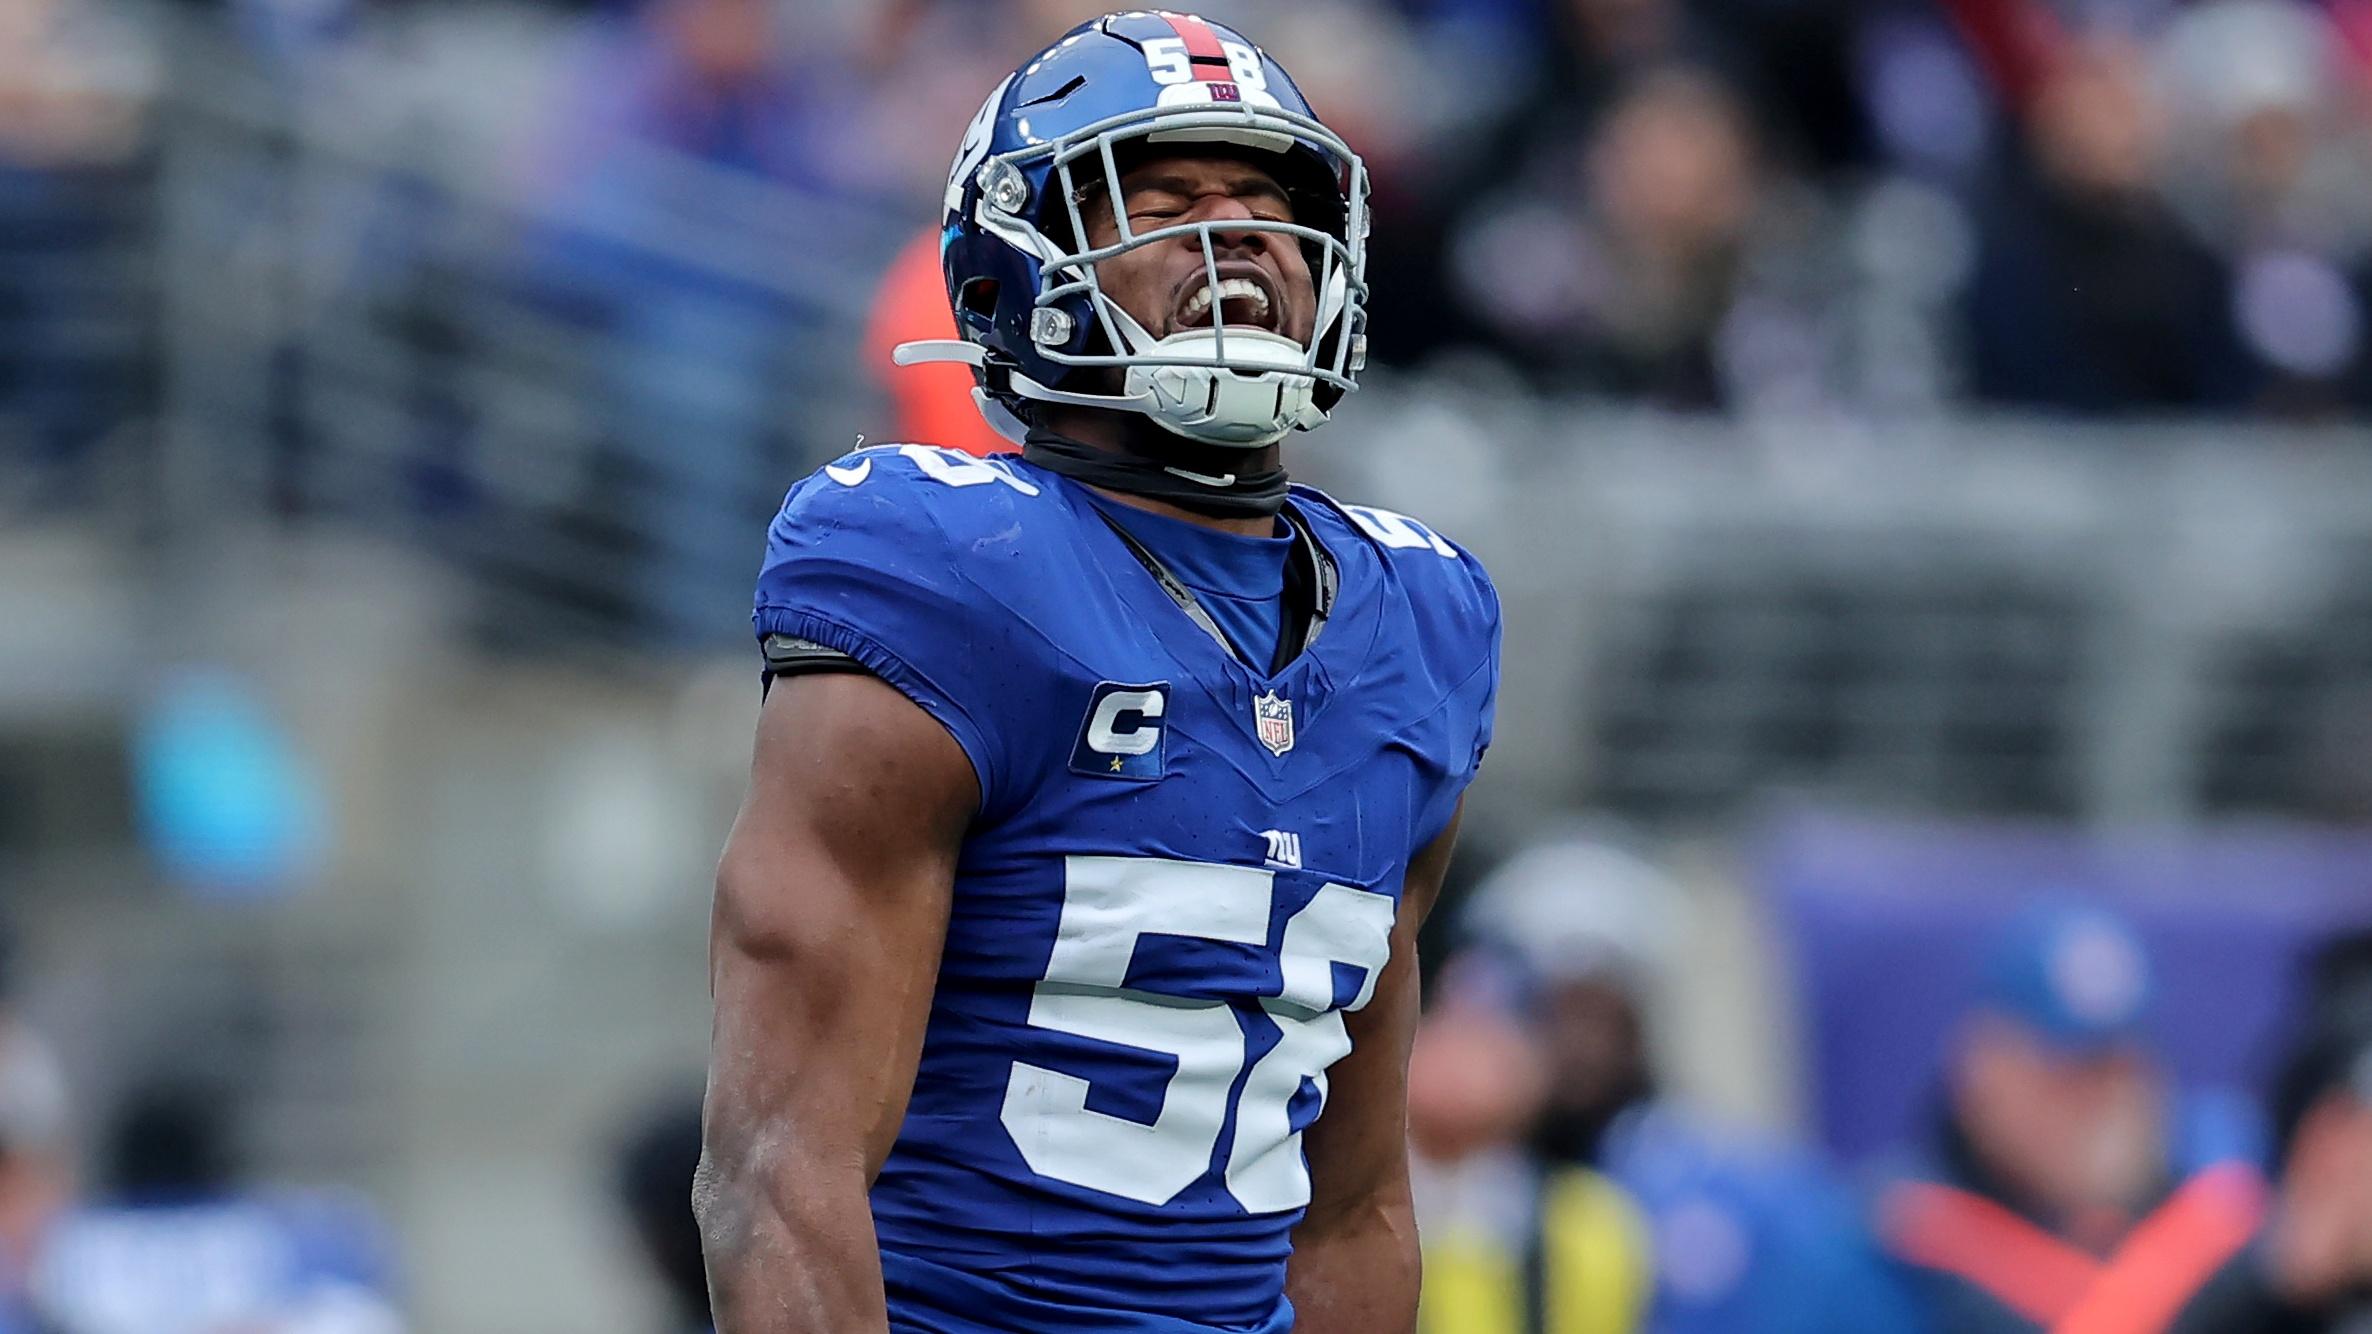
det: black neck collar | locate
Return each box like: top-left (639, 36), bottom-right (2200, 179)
top-left (1021, 426), bottom-right (1290, 520)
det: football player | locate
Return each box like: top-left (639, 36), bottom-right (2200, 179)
top-left (697, 12), bottom-right (1502, 1332)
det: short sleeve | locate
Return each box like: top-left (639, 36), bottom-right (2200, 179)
top-left (752, 457), bottom-right (1026, 812)
top-left (1467, 553), bottom-right (1503, 768)
top-left (1422, 563), bottom-right (1500, 849)
top-left (1405, 538), bottom-right (1503, 851)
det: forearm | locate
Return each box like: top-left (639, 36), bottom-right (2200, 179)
top-left (698, 675), bottom-right (971, 1333)
top-left (1286, 810), bottom-right (1459, 1334)
top-left (695, 1150), bottom-right (889, 1334)
top-left (1285, 1196), bottom-right (1423, 1334)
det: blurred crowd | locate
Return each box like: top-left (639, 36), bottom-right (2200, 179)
top-left (0, 929), bottom-right (406, 1334)
top-left (1404, 833), bottom-right (2372, 1334)
top-left (7, 0), bottom-right (2372, 638)
top-left (8, 0), bottom-right (2372, 450)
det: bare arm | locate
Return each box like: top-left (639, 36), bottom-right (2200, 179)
top-left (695, 672), bottom-right (977, 1333)
top-left (1285, 799), bottom-right (1465, 1334)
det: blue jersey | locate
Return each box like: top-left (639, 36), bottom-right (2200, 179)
top-left (753, 445), bottom-right (1501, 1333)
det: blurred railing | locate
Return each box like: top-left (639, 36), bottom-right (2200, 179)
top-left (1316, 392), bottom-right (2372, 828)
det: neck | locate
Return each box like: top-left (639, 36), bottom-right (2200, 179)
top-left (1035, 405), bottom-right (1285, 536)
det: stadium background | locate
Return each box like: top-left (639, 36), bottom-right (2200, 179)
top-left (4, 0), bottom-right (2372, 1327)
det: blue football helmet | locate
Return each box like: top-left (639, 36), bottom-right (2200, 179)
top-left (896, 11), bottom-right (1371, 449)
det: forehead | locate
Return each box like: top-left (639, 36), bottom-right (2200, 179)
top-left (1115, 150), bottom-right (1289, 195)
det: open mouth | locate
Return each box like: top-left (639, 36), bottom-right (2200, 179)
top-left (1175, 273), bottom-right (1280, 334)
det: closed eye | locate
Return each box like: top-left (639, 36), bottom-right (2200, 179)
top-left (1126, 193), bottom-right (1187, 220)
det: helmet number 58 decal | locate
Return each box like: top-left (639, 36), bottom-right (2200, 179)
top-left (1139, 35), bottom-right (1267, 93)
top-left (946, 74), bottom-right (1014, 215)
top-left (1224, 42), bottom-right (1267, 90)
top-left (1140, 36), bottom-right (1191, 84)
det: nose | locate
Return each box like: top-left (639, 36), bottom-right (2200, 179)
top-left (1182, 193), bottom-right (1268, 256)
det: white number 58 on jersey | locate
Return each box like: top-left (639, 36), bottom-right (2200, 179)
top-left (1001, 855), bottom-right (1395, 1212)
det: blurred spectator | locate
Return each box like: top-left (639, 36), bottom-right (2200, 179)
top-left (1518, 0), bottom-right (1869, 173)
top-left (613, 1090), bottom-right (712, 1334)
top-left (0, 0), bottom-right (156, 506)
top-left (1232, 0), bottom-right (1507, 370)
top-left (2156, 1), bottom-right (2372, 260)
top-left (30, 1081), bottom-right (403, 1334)
top-left (0, 1020), bottom-right (72, 1334)
top-left (1388, 0), bottom-right (1882, 376)
top-left (0, 0), bottom-right (151, 168)
top-left (1426, 832), bottom-right (1916, 1333)
top-left (1448, 67), bottom-right (1833, 410)
top-left (2164, 932), bottom-right (2372, 1330)
top-left (1873, 901), bottom-right (2269, 1333)
top-left (1964, 37), bottom-right (2250, 413)
top-left (1408, 955), bottom-right (1656, 1333)
top-left (1500, 0), bottom-right (1741, 145)
top-left (2156, 0), bottom-right (2372, 417)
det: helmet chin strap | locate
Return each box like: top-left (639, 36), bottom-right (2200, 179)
top-left (897, 337), bottom-right (1166, 435)
top-left (895, 305), bottom-right (1325, 450)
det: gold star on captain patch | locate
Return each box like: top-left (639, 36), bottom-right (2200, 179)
top-left (1110, 756), bottom-right (1124, 772)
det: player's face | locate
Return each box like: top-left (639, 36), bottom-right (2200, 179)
top-left (1081, 153), bottom-right (1318, 348)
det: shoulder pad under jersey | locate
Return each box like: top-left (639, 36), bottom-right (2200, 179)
top-left (752, 445), bottom-right (1061, 812)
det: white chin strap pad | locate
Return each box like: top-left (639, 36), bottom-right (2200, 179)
top-left (1123, 328), bottom-right (1324, 448)
top-left (896, 324), bottom-right (1329, 449)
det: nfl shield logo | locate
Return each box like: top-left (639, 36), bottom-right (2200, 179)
top-left (1252, 690), bottom-right (1295, 756)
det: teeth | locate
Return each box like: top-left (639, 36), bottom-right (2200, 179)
top-left (1182, 278), bottom-right (1271, 324)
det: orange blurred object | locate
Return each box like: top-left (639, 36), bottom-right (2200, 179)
top-left (867, 229), bottom-right (1012, 456)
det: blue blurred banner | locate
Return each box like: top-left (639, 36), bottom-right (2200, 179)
top-left (1761, 810), bottom-right (2372, 1163)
